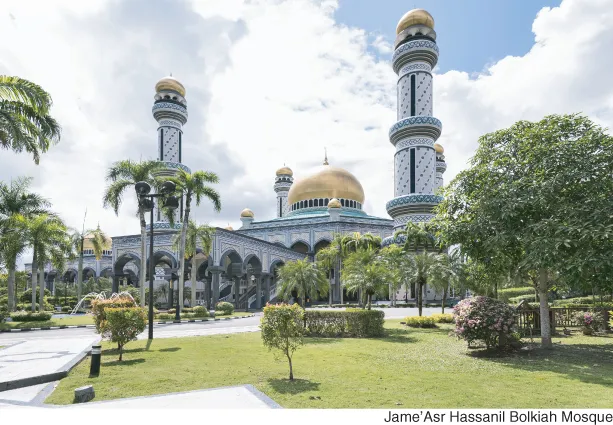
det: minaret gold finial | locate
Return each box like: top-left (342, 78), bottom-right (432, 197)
top-left (323, 147), bottom-right (329, 165)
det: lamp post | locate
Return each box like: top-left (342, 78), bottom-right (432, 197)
top-left (135, 180), bottom-right (179, 340)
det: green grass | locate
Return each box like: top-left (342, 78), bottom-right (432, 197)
top-left (45, 321), bottom-right (613, 408)
top-left (0, 315), bottom-right (95, 330)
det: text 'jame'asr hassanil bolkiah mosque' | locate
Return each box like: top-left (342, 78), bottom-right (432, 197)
top-left (27, 9), bottom-right (447, 308)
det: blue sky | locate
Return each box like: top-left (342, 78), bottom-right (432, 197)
top-left (336, 0), bottom-right (562, 73)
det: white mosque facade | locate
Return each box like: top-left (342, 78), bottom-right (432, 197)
top-left (28, 9), bottom-right (448, 308)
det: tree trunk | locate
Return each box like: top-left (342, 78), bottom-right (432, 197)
top-left (38, 264), bottom-right (45, 312)
top-left (442, 286), bottom-right (447, 314)
top-left (77, 237), bottom-right (84, 302)
top-left (367, 293), bottom-right (372, 310)
top-left (31, 251), bottom-right (37, 312)
top-left (287, 353), bottom-right (294, 380)
top-left (7, 267), bottom-right (15, 311)
top-left (538, 268), bottom-right (552, 348)
top-left (190, 257), bottom-right (199, 308)
top-left (418, 281), bottom-right (424, 316)
top-left (139, 210), bottom-right (147, 307)
top-left (119, 344), bottom-right (123, 361)
top-left (177, 192), bottom-right (191, 313)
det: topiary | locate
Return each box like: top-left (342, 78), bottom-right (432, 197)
top-left (430, 313), bottom-right (454, 323)
top-left (216, 301), bottom-right (234, 315)
top-left (404, 316), bottom-right (436, 328)
top-left (193, 306), bottom-right (209, 317)
top-left (452, 296), bottom-right (517, 349)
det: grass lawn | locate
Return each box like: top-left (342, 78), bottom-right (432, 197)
top-left (45, 320), bottom-right (613, 408)
top-left (0, 314), bottom-right (95, 330)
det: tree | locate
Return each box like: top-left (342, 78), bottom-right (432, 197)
top-left (68, 224), bottom-right (108, 300)
top-left (394, 222), bottom-right (435, 253)
top-left (277, 258), bottom-right (328, 307)
top-left (408, 251), bottom-right (438, 316)
top-left (380, 244), bottom-right (413, 306)
top-left (427, 253), bottom-right (454, 313)
top-left (103, 160), bottom-right (164, 306)
top-left (0, 76), bottom-right (61, 164)
top-left (166, 169), bottom-right (220, 312)
top-left (172, 220), bottom-right (215, 308)
top-left (260, 303), bottom-right (305, 381)
top-left (435, 114), bottom-right (613, 348)
top-left (315, 233), bottom-right (351, 305)
top-left (0, 177), bottom-right (50, 310)
top-left (105, 307), bottom-right (147, 361)
top-left (342, 249), bottom-right (391, 309)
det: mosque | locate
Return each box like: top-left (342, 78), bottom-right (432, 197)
top-left (29, 9), bottom-right (447, 308)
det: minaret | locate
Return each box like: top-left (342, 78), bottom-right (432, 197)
top-left (434, 143), bottom-right (446, 191)
top-left (152, 75), bottom-right (191, 226)
top-left (385, 9), bottom-right (442, 230)
top-left (274, 166), bottom-right (293, 218)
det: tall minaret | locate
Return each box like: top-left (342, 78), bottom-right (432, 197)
top-left (274, 166), bottom-right (293, 218)
top-left (385, 9), bottom-right (443, 230)
top-left (152, 76), bottom-right (191, 226)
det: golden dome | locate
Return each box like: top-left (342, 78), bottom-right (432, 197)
top-left (155, 76), bottom-right (186, 97)
top-left (276, 166), bottom-right (293, 176)
top-left (240, 208), bottom-right (254, 218)
top-left (396, 9), bottom-right (435, 34)
top-left (327, 198), bottom-right (341, 208)
top-left (434, 143), bottom-right (444, 154)
top-left (224, 225), bottom-right (234, 231)
top-left (288, 164), bottom-right (365, 205)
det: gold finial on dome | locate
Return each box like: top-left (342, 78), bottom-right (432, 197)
top-left (396, 9), bottom-right (435, 34)
top-left (155, 75), bottom-right (186, 97)
top-left (276, 166), bottom-right (293, 176)
top-left (224, 224), bottom-right (234, 231)
top-left (328, 198), bottom-right (341, 208)
top-left (240, 208), bottom-right (254, 218)
top-left (434, 143), bottom-right (444, 154)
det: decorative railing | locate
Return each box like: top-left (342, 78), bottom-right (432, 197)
top-left (515, 307), bottom-right (611, 335)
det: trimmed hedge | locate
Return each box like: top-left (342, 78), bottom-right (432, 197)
top-left (430, 313), bottom-right (454, 323)
top-left (9, 311), bottom-right (53, 322)
top-left (553, 296), bottom-right (613, 306)
top-left (91, 298), bottom-right (136, 335)
top-left (498, 287), bottom-right (534, 302)
top-left (193, 306), bottom-right (209, 317)
top-left (508, 294), bottom-right (537, 304)
top-left (304, 309), bottom-right (384, 337)
top-left (404, 316), bottom-right (437, 328)
top-left (216, 302), bottom-right (234, 315)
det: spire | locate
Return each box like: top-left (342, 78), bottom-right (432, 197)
top-left (323, 147), bottom-right (329, 165)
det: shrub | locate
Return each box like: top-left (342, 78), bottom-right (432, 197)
top-left (182, 307), bottom-right (194, 313)
top-left (19, 288), bottom-right (51, 303)
top-left (453, 296), bottom-right (517, 349)
top-left (105, 307), bottom-right (147, 361)
top-left (216, 301), bottom-right (234, 315)
top-left (508, 294), bottom-right (537, 304)
top-left (554, 296), bottom-right (613, 306)
top-left (15, 302), bottom-right (54, 311)
top-left (261, 303), bottom-right (305, 380)
top-left (573, 311), bottom-right (606, 333)
top-left (9, 311), bottom-right (53, 322)
top-left (91, 297), bottom-right (136, 336)
top-left (193, 306), bottom-right (209, 317)
top-left (0, 310), bottom-right (6, 323)
top-left (167, 309), bottom-right (176, 315)
top-left (430, 313), bottom-right (454, 323)
top-left (156, 313), bottom-right (173, 320)
top-left (609, 311), bottom-right (613, 330)
top-left (404, 316), bottom-right (436, 328)
top-left (181, 313), bottom-right (197, 319)
top-left (498, 287), bottom-right (534, 303)
top-left (61, 306), bottom-right (72, 313)
top-left (303, 309), bottom-right (384, 337)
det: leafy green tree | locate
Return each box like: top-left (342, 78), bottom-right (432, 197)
top-left (315, 233), bottom-right (351, 305)
top-left (435, 114), bottom-right (613, 348)
top-left (343, 249), bottom-right (392, 309)
top-left (166, 169), bottom-right (220, 312)
top-left (427, 253), bottom-right (454, 313)
top-left (173, 220), bottom-right (215, 308)
top-left (0, 76), bottom-right (61, 164)
top-left (105, 307), bottom-right (147, 361)
top-left (69, 224), bottom-right (108, 300)
top-left (260, 303), bottom-right (305, 380)
top-left (103, 160), bottom-right (164, 306)
top-left (277, 258), bottom-right (328, 307)
top-left (380, 244), bottom-right (414, 306)
top-left (394, 222), bottom-right (435, 252)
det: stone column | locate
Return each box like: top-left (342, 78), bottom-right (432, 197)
top-left (112, 274), bottom-right (120, 294)
top-left (233, 276), bottom-right (241, 309)
top-left (209, 266), bottom-right (223, 308)
top-left (204, 276), bottom-right (211, 309)
top-left (263, 273), bottom-right (271, 304)
top-left (255, 274), bottom-right (262, 309)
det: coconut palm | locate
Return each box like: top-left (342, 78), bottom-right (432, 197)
top-left (277, 258), bottom-right (329, 307)
top-left (427, 253), bottom-right (455, 313)
top-left (103, 160), bottom-right (164, 306)
top-left (172, 220), bottom-right (215, 308)
top-left (0, 177), bottom-right (51, 310)
top-left (380, 244), bottom-right (414, 306)
top-left (315, 232), bottom-right (354, 305)
top-left (166, 169), bottom-right (220, 312)
top-left (343, 249), bottom-right (392, 310)
top-left (394, 222), bottom-right (435, 252)
top-left (408, 251), bottom-right (439, 316)
top-left (68, 224), bottom-right (109, 300)
top-left (0, 76), bottom-right (61, 164)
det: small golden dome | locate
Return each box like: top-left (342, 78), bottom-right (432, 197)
top-left (276, 166), bottom-right (293, 177)
top-left (155, 76), bottom-right (186, 97)
top-left (328, 198), bottom-right (341, 208)
top-left (224, 225), bottom-right (234, 231)
top-left (240, 208), bottom-right (254, 218)
top-left (434, 143), bottom-right (444, 154)
top-left (396, 9), bottom-right (435, 34)
top-left (287, 164), bottom-right (365, 205)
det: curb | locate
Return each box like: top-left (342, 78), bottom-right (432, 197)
top-left (0, 315), bottom-right (256, 333)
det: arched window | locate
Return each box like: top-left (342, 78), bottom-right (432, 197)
top-left (309, 200), bottom-right (313, 208)
top-left (410, 74), bottom-right (416, 117)
top-left (341, 199), bottom-right (345, 207)
top-left (325, 198), bottom-right (329, 206)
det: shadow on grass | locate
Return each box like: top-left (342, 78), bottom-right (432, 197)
top-left (267, 378), bottom-right (320, 394)
top-left (476, 341), bottom-right (613, 388)
top-left (304, 337), bottom-right (341, 345)
top-left (374, 328), bottom-right (419, 344)
top-left (158, 347), bottom-right (181, 352)
top-left (102, 358), bottom-right (146, 367)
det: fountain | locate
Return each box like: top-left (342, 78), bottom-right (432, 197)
top-left (70, 291), bottom-right (136, 315)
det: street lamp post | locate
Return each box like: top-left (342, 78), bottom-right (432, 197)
top-left (135, 181), bottom-right (179, 340)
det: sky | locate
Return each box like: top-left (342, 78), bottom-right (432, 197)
top-left (1, 0), bottom-right (612, 265)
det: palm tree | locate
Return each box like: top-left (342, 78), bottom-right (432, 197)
top-left (427, 253), bottom-right (455, 313)
top-left (103, 160), bottom-right (164, 306)
top-left (315, 232), bottom-right (354, 305)
top-left (394, 222), bottom-right (435, 252)
top-left (380, 244), bottom-right (414, 306)
top-left (68, 224), bottom-right (109, 299)
top-left (342, 249), bottom-right (391, 310)
top-left (0, 177), bottom-right (51, 310)
top-left (172, 220), bottom-right (215, 308)
top-left (166, 169), bottom-right (220, 312)
top-left (0, 76), bottom-right (61, 164)
top-left (26, 213), bottom-right (69, 311)
top-left (277, 258), bottom-right (329, 308)
top-left (408, 251), bottom-right (438, 316)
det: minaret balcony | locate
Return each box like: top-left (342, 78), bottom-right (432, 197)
top-left (389, 116), bottom-right (442, 144)
top-left (386, 194), bottom-right (442, 217)
top-left (392, 39), bottom-right (439, 72)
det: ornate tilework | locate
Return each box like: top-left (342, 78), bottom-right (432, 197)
top-left (389, 116), bottom-right (442, 137)
top-left (398, 62), bottom-right (431, 79)
top-left (392, 40), bottom-right (439, 63)
top-left (393, 214), bottom-right (435, 227)
top-left (157, 119), bottom-right (182, 129)
top-left (152, 102), bottom-right (188, 115)
top-left (386, 194), bottom-right (442, 210)
top-left (395, 138), bottom-right (434, 151)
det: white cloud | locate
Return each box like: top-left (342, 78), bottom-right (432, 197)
top-left (0, 0), bottom-right (612, 266)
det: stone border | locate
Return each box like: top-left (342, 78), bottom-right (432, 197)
top-left (0, 314), bottom-right (256, 333)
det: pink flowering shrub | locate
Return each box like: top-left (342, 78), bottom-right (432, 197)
top-left (452, 296), bottom-right (516, 349)
top-left (573, 311), bottom-right (605, 333)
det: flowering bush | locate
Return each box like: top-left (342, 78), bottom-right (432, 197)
top-left (452, 296), bottom-right (516, 349)
top-left (573, 311), bottom-right (606, 334)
